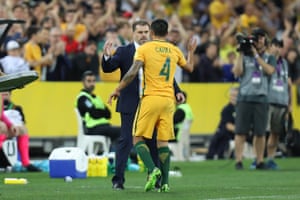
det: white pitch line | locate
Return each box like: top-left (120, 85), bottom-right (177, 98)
top-left (205, 194), bottom-right (300, 200)
top-left (125, 186), bottom-right (143, 189)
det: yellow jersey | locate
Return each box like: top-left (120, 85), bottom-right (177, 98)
top-left (134, 40), bottom-right (187, 98)
top-left (23, 41), bottom-right (42, 78)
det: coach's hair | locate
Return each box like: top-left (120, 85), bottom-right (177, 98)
top-left (150, 19), bottom-right (168, 37)
top-left (132, 20), bottom-right (150, 32)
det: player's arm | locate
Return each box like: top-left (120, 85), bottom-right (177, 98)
top-left (108, 60), bottom-right (143, 104)
top-left (117, 60), bottom-right (143, 91)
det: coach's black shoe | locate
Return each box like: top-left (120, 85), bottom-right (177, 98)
top-left (155, 181), bottom-right (161, 190)
top-left (112, 183), bottom-right (124, 190)
top-left (235, 162), bottom-right (244, 170)
top-left (25, 164), bottom-right (41, 172)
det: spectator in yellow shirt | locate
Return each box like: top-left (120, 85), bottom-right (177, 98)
top-left (239, 3), bottom-right (259, 33)
top-left (23, 26), bottom-right (53, 80)
top-left (209, 0), bottom-right (231, 30)
top-left (60, 6), bottom-right (88, 44)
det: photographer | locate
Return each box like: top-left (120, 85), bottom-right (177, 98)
top-left (232, 28), bottom-right (276, 170)
top-left (266, 38), bottom-right (292, 169)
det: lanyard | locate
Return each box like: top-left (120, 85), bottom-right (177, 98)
top-left (276, 57), bottom-right (282, 78)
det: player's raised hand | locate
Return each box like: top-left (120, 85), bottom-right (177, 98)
top-left (187, 36), bottom-right (197, 53)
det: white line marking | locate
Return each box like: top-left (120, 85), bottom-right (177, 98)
top-left (205, 195), bottom-right (300, 200)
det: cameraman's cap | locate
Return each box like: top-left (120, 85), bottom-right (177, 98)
top-left (252, 28), bottom-right (267, 37)
top-left (271, 38), bottom-right (284, 47)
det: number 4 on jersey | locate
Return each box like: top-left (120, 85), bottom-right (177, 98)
top-left (159, 57), bottom-right (170, 81)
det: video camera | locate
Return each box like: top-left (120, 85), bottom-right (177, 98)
top-left (235, 33), bottom-right (258, 56)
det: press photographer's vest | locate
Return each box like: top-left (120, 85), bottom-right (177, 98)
top-left (268, 58), bottom-right (289, 106)
top-left (239, 54), bottom-right (274, 102)
top-left (175, 103), bottom-right (193, 140)
top-left (75, 91), bottom-right (109, 128)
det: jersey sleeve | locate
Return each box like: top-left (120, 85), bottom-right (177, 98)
top-left (134, 46), bottom-right (145, 62)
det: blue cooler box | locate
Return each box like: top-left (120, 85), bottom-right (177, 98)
top-left (49, 147), bottom-right (88, 178)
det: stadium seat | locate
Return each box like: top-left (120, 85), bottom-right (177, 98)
top-left (169, 119), bottom-right (192, 161)
top-left (74, 109), bottom-right (110, 156)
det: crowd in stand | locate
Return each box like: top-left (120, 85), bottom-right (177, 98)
top-left (0, 0), bottom-right (299, 84)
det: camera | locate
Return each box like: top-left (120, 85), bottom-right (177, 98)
top-left (236, 33), bottom-right (258, 56)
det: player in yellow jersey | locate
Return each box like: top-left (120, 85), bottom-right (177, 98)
top-left (108, 19), bottom-right (197, 192)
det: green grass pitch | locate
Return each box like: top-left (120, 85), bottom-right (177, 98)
top-left (1, 158), bottom-right (300, 200)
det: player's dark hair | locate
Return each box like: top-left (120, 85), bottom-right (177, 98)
top-left (150, 19), bottom-right (168, 37)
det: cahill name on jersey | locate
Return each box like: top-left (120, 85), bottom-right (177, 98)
top-left (134, 40), bottom-right (187, 98)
